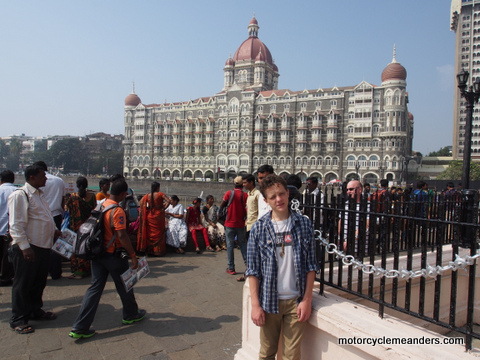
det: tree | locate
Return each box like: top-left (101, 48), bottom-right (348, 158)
top-left (428, 146), bottom-right (451, 157)
top-left (5, 138), bottom-right (23, 171)
top-left (0, 140), bottom-right (8, 168)
top-left (46, 138), bottom-right (88, 173)
top-left (437, 160), bottom-right (480, 180)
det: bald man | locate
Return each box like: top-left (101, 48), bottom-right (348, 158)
top-left (340, 180), bottom-right (369, 256)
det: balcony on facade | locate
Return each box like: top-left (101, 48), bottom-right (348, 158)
top-left (311, 119), bottom-right (322, 129)
top-left (280, 121), bottom-right (290, 130)
top-left (297, 120), bottom-right (308, 130)
top-left (326, 119), bottom-right (338, 128)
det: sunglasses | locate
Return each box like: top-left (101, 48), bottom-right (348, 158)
top-left (347, 188), bottom-right (357, 191)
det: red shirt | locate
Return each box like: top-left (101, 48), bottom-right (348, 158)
top-left (223, 188), bottom-right (247, 228)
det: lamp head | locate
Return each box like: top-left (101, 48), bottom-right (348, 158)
top-left (457, 69), bottom-right (469, 94)
top-left (474, 77), bottom-right (480, 94)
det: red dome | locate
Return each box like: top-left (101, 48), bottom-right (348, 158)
top-left (233, 37), bottom-right (273, 65)
top-left (125, 93), bottom-right (141, 107)
top-left (381, 62), bottom-right (407, 82)
top-left (249, 17), bottom-right (258, 25)
top-left (408, 112), bottom-right (414, 121)
top-left (225, 57), bottom-right (235, 66)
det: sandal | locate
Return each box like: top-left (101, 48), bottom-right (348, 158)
top-left (206, 246), bottom-right (215, 252)
top-left (175, 248), bottom-right (185, 254)
top-left (12, 324), bottom-right (34, 334)
top-left (236, 275), bottom-right (246, 282)
top-left (32, 310), bottom-right (57, 321)
top-left (195, 247), bottom-right (201, 254)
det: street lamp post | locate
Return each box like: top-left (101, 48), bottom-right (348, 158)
top-left (379, 161), bottom-right (386, 179)
top-left (457, 69), bottom-right (480, 189)
top-left (403, 156), bottom-right (411, 186)
top-left (456, 70), bottom-right (480, 351)
top-left (355, 161), bottom-right (360, 181)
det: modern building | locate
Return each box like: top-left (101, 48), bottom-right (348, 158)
top-left (450, 0), bottom-right (480, 160)
top-left (123, 17), bottom-right (413, 184)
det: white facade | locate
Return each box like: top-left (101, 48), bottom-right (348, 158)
top-left (123, 18), bottom-right (413, 184)
top-left (451, 0), bottom-right (480, 159)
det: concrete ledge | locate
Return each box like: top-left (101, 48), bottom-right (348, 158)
top-left (235, 281), bottom-right (480, 360)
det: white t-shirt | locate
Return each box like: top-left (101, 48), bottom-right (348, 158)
top-left (272, 216), bottom-right (299, 300)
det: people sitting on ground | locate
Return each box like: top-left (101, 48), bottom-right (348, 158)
top-left (165, 195), bottom-right (188, 254)
top-left (65, 176), bottom-right (97, 279)
top-left (186, 198), bottom-right (215, 253)
top-left (201, 195), bottom-right (226, 252)
top-left (137, 181), bottom-right (171, 257)
top-left (95, 178), bottom-right (110, 204)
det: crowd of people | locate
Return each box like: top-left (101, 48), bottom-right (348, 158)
top-left (4, 161), bottom-right (464, 358)
top-left (0, 162), bottom-right (321, 358)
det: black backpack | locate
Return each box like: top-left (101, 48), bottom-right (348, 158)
top-left (74, 203), bottom-right (119, 260)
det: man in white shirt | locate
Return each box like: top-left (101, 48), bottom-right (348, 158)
top-left (33, 161), bottom-right (65, 279)
top-left (8, 164), bottom-right (61, 334)
top-left (256, 164), bottom-right (274, 219)
top-left (0, 170), bottom-right (16, 286)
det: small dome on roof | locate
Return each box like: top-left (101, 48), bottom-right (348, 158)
top-left (381, 46), bottom-right (407, 82)
top-left (408, 112), bottom-right (414, 121)
top-left (225, 57), bottom-right (235, 66)
top-left (249, 17), bottom-right (258, 25)
top-left (125, 93), bottom-right (141, 107)
top-left (382, 62), bottom-right (407, 82)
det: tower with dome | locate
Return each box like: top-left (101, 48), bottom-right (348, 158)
top-left (123, 17), bottom-right (413, 184)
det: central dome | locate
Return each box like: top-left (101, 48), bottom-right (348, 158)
top-left (233, 17), bottom-right (273, 65)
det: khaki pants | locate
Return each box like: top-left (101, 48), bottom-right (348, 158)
top-left (259, 298), bottom-right (306, 360)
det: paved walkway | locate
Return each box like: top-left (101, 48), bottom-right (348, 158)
top-left (0, 249), bottom-right (246, 360)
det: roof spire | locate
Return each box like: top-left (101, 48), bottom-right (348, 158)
top-left (248, 16), bottom-right (259, 37)
top-left (392, 44), bottom-right (397, 63)
top-left (132, 81), bottom-right (136, 94)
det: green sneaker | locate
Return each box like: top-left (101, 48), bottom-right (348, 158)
top-left (68, 329), bottom-right (96, 339)
top-left (122, 309), bottom-right (146, 325)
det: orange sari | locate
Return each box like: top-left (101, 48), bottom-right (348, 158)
top-left (137, 192), bottom-right (167, 256)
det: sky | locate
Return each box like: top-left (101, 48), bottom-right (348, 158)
top-left (0, 0), bottom-right (455, 155)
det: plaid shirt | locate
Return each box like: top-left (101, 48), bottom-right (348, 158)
top-left (245, 210), bottom-right (317, 314)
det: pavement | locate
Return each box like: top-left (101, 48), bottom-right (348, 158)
top-left (0, 248), bottom-right (247, 360)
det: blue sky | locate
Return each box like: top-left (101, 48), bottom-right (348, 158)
top-left (1, 0), bottom-right (454, 155)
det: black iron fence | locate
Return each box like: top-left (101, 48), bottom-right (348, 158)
top-left (300, 190), bottom-right (480, 351)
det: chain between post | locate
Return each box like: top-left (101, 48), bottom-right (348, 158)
top-left (290, 198), bottom-right (480, 280)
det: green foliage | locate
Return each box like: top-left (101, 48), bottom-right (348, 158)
top-left (427, 146), bottom-right (451, 157)
top-left (3, 139), bottom-right (24, 171)
top-left (437, 160), bottom-right (480, 180)
top-left (46, 138), bottom-right (88, 173)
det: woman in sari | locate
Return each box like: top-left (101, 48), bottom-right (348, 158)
top-left (65, 176), bottom-right (97, 279)
top-left (165, 195), bottom-right (188, 254)
top-left (186, 198), bottom-right (215, 253)
top-left (137, 181), bottom-right (171, 256)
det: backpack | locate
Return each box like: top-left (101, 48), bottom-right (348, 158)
top-left (218, 190), bottom-right (235, 225)
top-left (74, 203), bottom-right (119, 260)
top-left (123, 188), bottom-right (139, 223)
